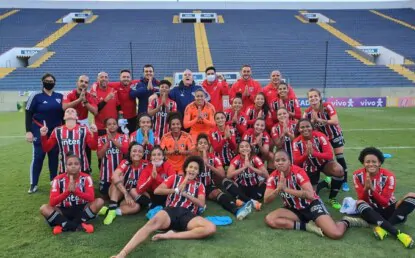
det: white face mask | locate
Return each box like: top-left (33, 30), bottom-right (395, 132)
top-left (152, 160), bottom-right (163, 167)
top-left (206, 74), bottom-right (216, 82)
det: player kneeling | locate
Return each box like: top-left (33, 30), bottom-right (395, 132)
top-left (264, 150), bottom-right (351, 239)
top-left (112, 156), bottom-right (216, 258)
top-left (349, 147), bottom-right (414, 248)
top-left (39, 155), bottom-right (104, 234)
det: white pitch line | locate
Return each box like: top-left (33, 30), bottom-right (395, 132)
top-left (343, 128), bottom-right (415, 132)
top-left (345, 146), bottom-right (415, 150)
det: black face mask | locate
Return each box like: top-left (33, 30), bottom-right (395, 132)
top-left (43, 82), bottom-right (55, 90)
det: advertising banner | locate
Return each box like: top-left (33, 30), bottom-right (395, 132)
top-left (326, 97), bottom-right (386, 108)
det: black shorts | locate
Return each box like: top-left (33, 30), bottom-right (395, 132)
top-left (99, 181), bottom-right (111, 196)
top-left (330, 134), bottom-right (345, 149)
top-left (150, 193), bottom-right (167, 209)
top-left (307, 161), bottom-right (330, 185)
top-left (240, 184), bottom-right (266, 200)
top-left (374, 203), bottom-right (397, 221)
top-left (165, 207), bottom-right (196, 232)
top-left (287, 199), bottom-right (330, 223)
top-left (59, 204), bottom-right (87, 222)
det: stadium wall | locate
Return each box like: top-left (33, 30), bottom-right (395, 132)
top-left (1, 0), bottom-right (414, 10)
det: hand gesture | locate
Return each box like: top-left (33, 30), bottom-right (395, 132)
top-left (311, 110), bottom-right (318, 123)
top-left (79, 89), bottom-right (86, 102)
top-left (147, 78), bottom-right (154, 91)
top-left (256, 133), bottom-right (263, 146)
top-left (244, 155), bottom-right (250, 169)
top-left (224, 125), bottom-right (231, 139)
top-left (151, 164), bottom-right (157, 179)
top-left (68, 175), bottom-right (76, 192)
top-left (197, 107), bottom-right (204, 120)
top-left (244, 85), bottom-right (250, 97)
top-left (217, 73), bottom-right (224, 81)
top-left (306, 141), bottom-right (313, 156)
top-left (178, 175), bottom-right (189, 193)
top-left (124, 193), bottom-right (134, 207)
top-left (90, 124), bottom-right (98, 134)
top-left (232, 111), bottom-right (238, 124)
top-left (276, 173), bottom-right (286, 192)
top-left (106, 129), bottom-right (113, 141)
top-left (26, 132), bottom-right (34, 143)
top-left (257, 109), bottom-right (264, 119)
top-left (161, 93), bottom-right (167, 106)
top-left (364, 175), bottom-right (373, 191)
top-left (104, 91), bottom-right (117, 102)
top-left (40, 121), bottom-right (48, 136)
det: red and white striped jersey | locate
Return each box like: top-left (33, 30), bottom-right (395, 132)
top-left (98, 133), bottom-right (129, 183)
top-left (199, 153), bottom-right (223, 187)
top-left (269, 97), bottom-right (301, 122)
top-left (208, 126), bottom-right (237, 166)
top-left (164, 175), bottom-right (206, 214)
top-left (230, 154), bottom-right (265, 187)
top-left (242, 129), bottom-right (271, 156)
top-left (267, 165), bottom-right (318, 210)
top-left (41, 124), bottom-right (97, 174)
top-left (270, 121), bottom-right (297, 163)
top-left (117, 159), bottom-right (148, 191)
top-left (244, 105), bottom-right (274, 130)
top-left (303, 102), bottom-right (343, 141)
top-left (50, 172), bottom-right (95, 208)
top-left (148, 97), bottom-right (177, 144)
top-left (223, 108), bottom-right (248, 144)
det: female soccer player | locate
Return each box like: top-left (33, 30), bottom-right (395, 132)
top-left (97, 118), bottom-right (129, 196)
top-left (130, 113), bottom-right (154, 161)
top-left (160, 112), bottom-right (194, 174)
top-left (183, 89), bottom-right (216, 143)
top-left (225, 140), bottom-right (269, 210)
top-left (271, 107), bottom-right (297, 163)
top-left (292, 119), bottom-right (344, 210)
top-left (269, 82), bottom-right (301, 122)
top-left (244, 92), bottom-right (273, 130)
top-left (264, 150), bottom-right (352, 239)
top-left (242, 118), bottom-right (272, 164)
top-left (26, 73), bottom-right (63, 193)
top-left (196, 133), bottom-right (253, 220)
top-left (208, 112), bottom-right (237, 166)
top-left (39, 155), bottom-right (104, 234)
top-left (147, 80), bottom-right (177, 145)
top-left (40, 108), bottom-right (97, 174)
top-left (351, 147), bottom-right (414, 248)
top-left (303, 88), bottom-right (349, 192)
top-left (136, 146), bottom-right (176, 208)
top-left (224, 93), bottom-right (248, 144)
top-left (100, 142), bottom-right (149, 225)
top-left (111, 156), bottom-right (216, 258)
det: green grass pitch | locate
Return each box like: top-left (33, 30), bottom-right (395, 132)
top-left (0, 108), bottom-right (414, 257)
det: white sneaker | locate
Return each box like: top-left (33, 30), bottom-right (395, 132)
top-left (236, 200), bottom-right (253, 220)
top-left (28, 185), bottom-right (38, 194)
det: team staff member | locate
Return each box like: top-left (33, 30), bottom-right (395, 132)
top-left (183, 89), bottom-right (216, 143)
top-left (39, 155), bottom-right (104, 235)
top-left (304, 88), bottom-right (349, 192)
top-left (263, 70), bottom-right (296, 103)
top-left (25, 73), bottom-right (63, 193)
top-left (130, 64), bottom-right (160, 114)
top-left (90, 72), bottom-right (120, 136)
top-left (352, 147), bottom-right (414, 248)
top-left (111, 156), bottom-right (216, 258)
top-left (229, 65), bottom-right (262, 112)
top-left (201, 66), bottom-right (229, 112)
top-left (169, 69), bottom-right (207, 115)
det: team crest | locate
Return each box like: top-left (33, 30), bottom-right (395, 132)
top-left (56, 99), bottom-right (61, 104)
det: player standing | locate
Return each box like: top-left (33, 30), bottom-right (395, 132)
top-left (223, 93), bottom-right (248, 144)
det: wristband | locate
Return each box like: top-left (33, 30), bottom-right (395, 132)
top-left (174, 187), bottom-right (180, 194)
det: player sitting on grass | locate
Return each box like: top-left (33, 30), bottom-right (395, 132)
top-left (39, 154), bottom-right (104, 234)
top-left (111, 156), bottom-right (216, 258)
top-left (350, 147), bottom-right (414, 248)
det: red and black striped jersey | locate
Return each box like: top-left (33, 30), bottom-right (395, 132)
top-left (269, 97), bottom-right (301, 122)
top-left (303, 102), bottom-right (343, 141)
top-left (353, 168), bottom-right (396, 209)
top-left (50, 172), bottom-right (95, 208)
top-left (148, 97), bottom-right (177, 145)
top-left (244, 105), bottom-right (274, 130)
top-left (242, 129), bottom-right (271, 156)
top-left (292, 131), bottom-right (333, 174)
top-left (230, 154), bottom-right (265, 187)
top-left (208, 126), bottom-right (237, 166)
top-left (267, 165), bottom-right (318, 210)
top-left (223, 108), bottom-right (247, 144)
top-left (41, 124), bottom-right (97, 174)
top-left (271, 121), bottom-right (297, 163)
top-left (164, 175), bottom-right (206, 214)
top-left (117, 159), bottom-right (148, 191)
top-left (199, 153), bottom-right (223, 187)
top-left (98, 133), bottom-right (129, 183)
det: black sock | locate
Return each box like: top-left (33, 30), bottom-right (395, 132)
top-left (329, 176), bottom-right (343, 199)
top-left (46, 210), bottom-right (67, 227)
top-left (389, 197), bottom-right (415, 225)
top-left (357, 202), bottom-right (399, 236)
top-left (316, 180), bottom-right (329, 194)
top-left (293, 221), bottom-right (306, 231)
top-left (81, 206), bottom-right (97, 223)
top-left (108, 200), bottom-right (118, 210)
top-left (222, 179), bottom-right (251, 203)
top-left (335, 154), bottom-right (348, 183)
top-left (216, 193), bottom-right (238, 215)
top-left (135, 195), bottom-right (151, 208)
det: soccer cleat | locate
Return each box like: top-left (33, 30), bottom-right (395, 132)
top-left (52, 225), bottom-right (63, 235)
top-left (235, 199), bottom-right (244, 207)
top-left (236, 200), bottom-right (253, 220)
top-left (397, 232), bottom-right (414, 249)
top-left (103, 210), bottom-right (117, 225)
top-left (251, 200), bottom-right (262, 211)
top-left (98, 206), bottom-right (109, 216)
top-left (80, 223), bottom-right (94, 233)
top-left (329, 199), bottom-right (341, 210)
top-left (342, 182), bottom-right (350, 192)
top-left (306, 221), bottom-right (324, 237)
top-left (28, 185), bottom-right (38, 194)
top-left (342, 216), bottom-right (370, 228)
top-left (373, 226), bottom-right (388, 240)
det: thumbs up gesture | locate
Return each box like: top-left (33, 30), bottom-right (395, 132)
top-left (40, 121), bottom-right (48, 136)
